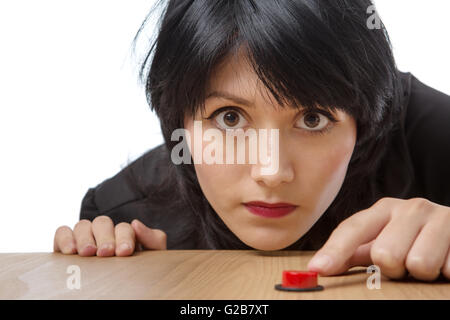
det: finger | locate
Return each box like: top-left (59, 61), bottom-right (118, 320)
top-left (114, 223), bottom-right (136, 256)
top-left (73, 219), bottom-right (97, 256)
top-left (54, 226), bottom-right (77, 254)
top-left (131, 219), bottom-right (167, 250)
top-left (347, 240), bottom-right (375, 269)
top-left (441, 247), bottom-right (450, 280)
top-left (405, 217), bottom-right (450, 281)
top-left (312, 240), bottom-right (375, 275)
top-left (92, 216), bottom-right (116, 256)
top-left (307, 198), bottom-right (394, 275)
top-left (369, 210), bottom-right (426, 279)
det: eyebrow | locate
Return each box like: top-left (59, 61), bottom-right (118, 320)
top-left (205, 90), bottom-right (337, 116)
top-left (206, 91), bottom-right (254, 107)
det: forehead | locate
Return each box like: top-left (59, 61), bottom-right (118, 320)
top-left (206, 52), bottom-right (281, 109)
top-left (202, 46), bottom-right (345, 117)
top-left (208, 52), bottom-right (257, 91)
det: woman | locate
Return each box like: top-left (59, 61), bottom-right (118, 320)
top-left (54, 0), bottom-right (450, 281)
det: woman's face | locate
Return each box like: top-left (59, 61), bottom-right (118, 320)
top-left (184, 53), bottom-right (357, 250)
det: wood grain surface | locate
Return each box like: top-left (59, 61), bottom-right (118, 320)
top-left (0, 250), bottom-right (448, 299)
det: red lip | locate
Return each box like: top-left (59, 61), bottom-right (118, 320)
top-left (243, 201), bottom-right (297, 218)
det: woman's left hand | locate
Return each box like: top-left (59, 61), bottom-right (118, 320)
top-left (307, 197), bottom-right (450, 281)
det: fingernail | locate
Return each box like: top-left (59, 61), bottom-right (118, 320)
top-left (82, 244), bottom-right (96, 254)
top-left (62, 245), bottom-right (75, 254)
top-left (102, 243), bottom-right (113, 250)
top-left (309, 255), bottom-right (332, 271)
top-left (98, 243), bottom-right (113, 255)
top-left (118, 243), bottom-right (131, 252)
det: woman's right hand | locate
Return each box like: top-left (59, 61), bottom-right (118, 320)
top-left (53, 216), bottom-right (167, 256)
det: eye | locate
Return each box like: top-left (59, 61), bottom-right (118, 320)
top-left (208, 107), bottom-right (249, 130)
top-left (295, 112), bottom-right (330, 132)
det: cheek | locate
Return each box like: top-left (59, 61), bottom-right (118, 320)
top-left (300, 132), bottom-right (356, 207)
top-left (185, 118), bottom-right (246, 210)
top-left (316, 118), bottom-right (356, 179)
top-left (320, 142), bottom-right (353, 181)
top-left (193, 162), bottom-right (243, 210)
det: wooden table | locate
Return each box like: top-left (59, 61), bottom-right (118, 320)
top-left (0, 250), bottom-right (448, 299)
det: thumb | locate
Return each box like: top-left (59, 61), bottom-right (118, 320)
top-left (131, 219), bottom-right (167, 250)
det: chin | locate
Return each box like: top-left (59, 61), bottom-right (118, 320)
top-left (240, 236), bottom-right (295, 251)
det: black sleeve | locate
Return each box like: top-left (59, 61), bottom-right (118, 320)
top-left (405, 75), bottom-right (450, 207)
top-left (78, 143), bottom-right (199, 249)
top-left (79, 143), bottom-right (167, 222)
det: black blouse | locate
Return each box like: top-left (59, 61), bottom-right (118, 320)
top-left (79, 72), bottom-right (450, 249)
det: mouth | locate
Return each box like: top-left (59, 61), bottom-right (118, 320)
top-left (242, 201), bottom-right (298, 218)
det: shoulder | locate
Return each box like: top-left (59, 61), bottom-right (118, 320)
top-left (93, 143), bottom-right (171, 213)
top-left (403, 73), bottom-right (450, 205)
top-left (405, 74), bottom-right (450, 134)
top-left (79, 143), bottom-right (201, 249)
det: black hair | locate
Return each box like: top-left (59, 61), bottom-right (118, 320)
top-left (131, 0), bottom-right (407, 249)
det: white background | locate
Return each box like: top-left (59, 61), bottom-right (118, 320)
top-left (0, 0), bottom-right (449, 253)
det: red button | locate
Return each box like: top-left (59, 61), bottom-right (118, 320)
top-left (274, 270), bottom-right (324, 292)
top-left (282, 270), bottom-right (318, 288)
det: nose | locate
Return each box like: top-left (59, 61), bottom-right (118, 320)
top-left (250, 130), bottom-right (295, 188)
